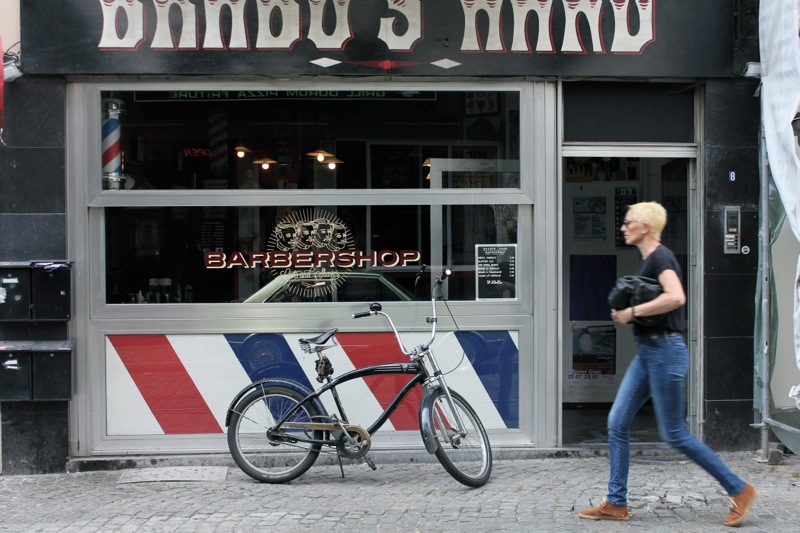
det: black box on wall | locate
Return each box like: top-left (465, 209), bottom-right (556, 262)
top-left (0, 262), bottom-right (71, 321)
top-left (0, 341), bottom-right (73, 402)
top-left (31, 265), bottom-right (71, 320)
top-left (0, 268), bottom-right (32, 321)
top-left (0, 352), bottom-right (32, 400)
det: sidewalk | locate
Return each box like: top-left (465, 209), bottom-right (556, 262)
top-left (1, 451), bottom-right (797, 532)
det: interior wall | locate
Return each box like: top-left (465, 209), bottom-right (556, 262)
top-left (562, 158), bottom-right (674, 405)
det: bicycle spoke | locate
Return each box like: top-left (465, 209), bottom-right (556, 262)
top-left (228, 387), bottom-right (322, 483)
top-left (428, 389), bottom-right (492, 487)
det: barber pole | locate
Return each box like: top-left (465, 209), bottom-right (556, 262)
top-left (208, 106), bottom-right (228, 178)
top-left (101, 98), bottom-right (125, 189)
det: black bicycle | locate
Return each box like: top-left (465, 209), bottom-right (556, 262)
top-left (226, 269), bottom-right (492, 487)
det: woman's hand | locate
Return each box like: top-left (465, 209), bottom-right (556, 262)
top-left (611, 307), bottom-right (635, 325)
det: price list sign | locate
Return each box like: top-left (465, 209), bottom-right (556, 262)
top-left (476, 244), bottom-right (517, 300)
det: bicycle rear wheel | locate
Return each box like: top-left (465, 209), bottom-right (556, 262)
top-left (425, 388), bottom-right (492, 487)
top-left (227, 385), bottom-right (323, 483)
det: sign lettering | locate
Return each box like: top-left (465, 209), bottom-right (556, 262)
top-left (98, 0), bottom-right (655, 55)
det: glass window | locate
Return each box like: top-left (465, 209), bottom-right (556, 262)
top-left (102, 91), bottom-right (520, 190)
top-left (105, 204), bottom-right (518, 303)
top-left (102, 89), bottom-right (522, 304)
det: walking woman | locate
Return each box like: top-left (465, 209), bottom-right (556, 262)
top-left (578, 201), bottom-right (757, 527)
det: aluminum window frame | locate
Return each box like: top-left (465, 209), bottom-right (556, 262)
top-left (67, 79), bottom-right (550, 456)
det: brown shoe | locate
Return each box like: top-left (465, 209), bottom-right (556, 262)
top-left (723, 483), bottom-right (757, 527)
top-left (578, 498), bottom-right (631, 521)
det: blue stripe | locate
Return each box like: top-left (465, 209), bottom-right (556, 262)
top-left (224, 333), bottom-right (314, 390)
top-left (455, 331), bottom-right (519, 428)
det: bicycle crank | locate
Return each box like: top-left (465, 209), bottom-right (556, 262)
top-left (282, 421), bottom-right (371, 458)
top-left (336, 429), bottom-right (373, 459)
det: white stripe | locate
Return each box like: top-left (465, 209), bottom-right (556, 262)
top-left (431, 332), bottom-right (509, 429)
top-left (105, 338), bottom-right (164, 435)
top-left (167, 335), bottom-right (254, 432)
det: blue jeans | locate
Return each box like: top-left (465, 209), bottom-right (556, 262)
top-left (606, 335), bottom-right (745, 506)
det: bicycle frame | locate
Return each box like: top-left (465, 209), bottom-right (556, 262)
top-left (272, 360), bottom-right (429, 446)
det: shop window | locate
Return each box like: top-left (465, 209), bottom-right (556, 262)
top-left (101, 89), bottom-right (522, 304)
top-left (105, 204), bottom-right (518, 304)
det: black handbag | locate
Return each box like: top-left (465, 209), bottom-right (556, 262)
top-left (607, 275), bottom-right (665, 327)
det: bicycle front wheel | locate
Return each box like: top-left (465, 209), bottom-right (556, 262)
top-left (424, 388), bottom-right (492, 487)
top-left (227, 385), bottom-right (323, 483)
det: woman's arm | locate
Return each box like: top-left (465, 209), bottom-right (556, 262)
top-left (612, 269), bottom-right (685, 325)
top-left (633, 268), bottom-right (685, 317)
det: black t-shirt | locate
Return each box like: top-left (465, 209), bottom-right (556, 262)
top-left (633, 244), bottom-right (686, 336)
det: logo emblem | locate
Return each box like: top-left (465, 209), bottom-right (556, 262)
top-left (267, 209), bottom-right (355, 299)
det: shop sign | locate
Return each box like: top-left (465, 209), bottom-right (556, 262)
top-left (203, 209), bottom-right (421, 299)
top-left (20, 0), bottom-right (735, 77)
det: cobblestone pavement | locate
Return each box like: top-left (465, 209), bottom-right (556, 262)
top-left (1, 451), bottom-right (798, 532)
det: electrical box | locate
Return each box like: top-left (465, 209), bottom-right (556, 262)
top-left (723, 206), bottom-right (741, 254)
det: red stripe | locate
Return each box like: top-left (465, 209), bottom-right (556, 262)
top-left (336, 333), bottom-right (422, 430)
top-left (102, 144), bottom-right (121, 167)
top-left (109, 335), bottom-right (222, 434)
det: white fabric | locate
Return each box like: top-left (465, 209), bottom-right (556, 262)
top-left (792, 258), bottom-right (800, 409)
top-left (760, 1), bottom-right (800, 402)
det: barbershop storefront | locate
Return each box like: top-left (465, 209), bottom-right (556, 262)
top-left (1, 1), bottom-right (761, 472)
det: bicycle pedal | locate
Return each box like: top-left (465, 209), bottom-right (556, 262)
top-left (363, 455), bottom-right (377, 471)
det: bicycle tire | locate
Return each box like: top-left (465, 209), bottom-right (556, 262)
top-left (423, 388), bottom-right (492, 487)
top-left (227, 385), bottom-right (323, 483)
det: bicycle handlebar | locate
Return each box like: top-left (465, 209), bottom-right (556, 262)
top-left (351, 268), bottom-right (451, 355)
top-left (435, 269), bottom-right (452, 285)
top-left (352, 302), bottom-right (383, 319)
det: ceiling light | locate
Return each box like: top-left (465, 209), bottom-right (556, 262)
top-left (322, 156), bottom-right (343, 170)
top-left (306, 149), bottom-right (334, 162)
top-left (235, 145), bottom-right (252, 158)
top-left (253, 157), bottom-right (277, 170)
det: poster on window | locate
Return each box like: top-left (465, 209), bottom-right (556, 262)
top-left (573, 196), bottom-right (607, 240)
top-left (567, 324), bottom-right (617, 392)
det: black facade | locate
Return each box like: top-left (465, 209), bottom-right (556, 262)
top-left (0, 0), bottom-right (763, 473)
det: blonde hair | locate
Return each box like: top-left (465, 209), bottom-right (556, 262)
top-left (628, 201), bottom-right (667, 241)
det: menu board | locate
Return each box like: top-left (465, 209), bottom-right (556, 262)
top-left (476, 244), bottom-right (517, 300)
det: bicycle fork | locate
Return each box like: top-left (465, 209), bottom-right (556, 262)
top-left (420, 350), bottom-right (469, 449)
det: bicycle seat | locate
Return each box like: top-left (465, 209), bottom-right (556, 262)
top-left (299, 328), bottom-right (339, 346)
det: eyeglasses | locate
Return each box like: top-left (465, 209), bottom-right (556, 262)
top-left (621, 219), bottom-right (636, 227)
